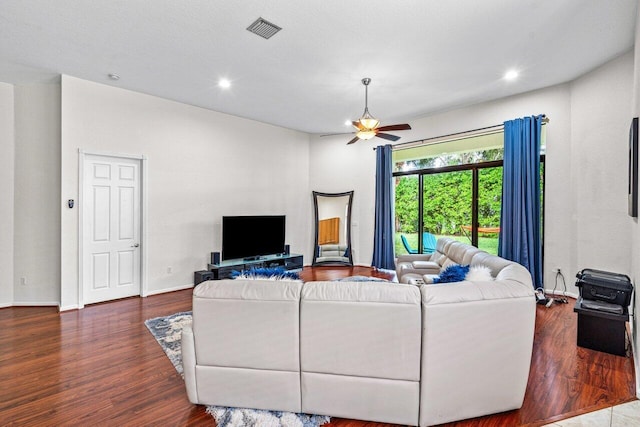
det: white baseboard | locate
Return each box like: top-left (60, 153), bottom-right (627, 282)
top-left (0, 301), bottom-right (67, 310)
top-left (59, 304), bottom-right (79, 312)
top-left (145, 283), bottom-right (194, 296)
top-left (12, 301), bottom-right (59, 307)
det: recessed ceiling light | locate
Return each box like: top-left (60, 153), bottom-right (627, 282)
top-left (504, 70), bottom-right (519, 81)
top-left (108, 73), bottom-right (120, 81)
top-left (218, 78), bottom-right (231, 89)
top-left (344, 120), bottom-right (352, 126)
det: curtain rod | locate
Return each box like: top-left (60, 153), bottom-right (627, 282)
top-left (374, 115), bottom-right (549, 151)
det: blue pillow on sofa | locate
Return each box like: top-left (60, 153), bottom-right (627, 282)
top-left (433, 264), bottom-right (470, 284)
top-left (230, 266), bottom-right (300, 280)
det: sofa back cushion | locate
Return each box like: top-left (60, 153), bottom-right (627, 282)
top-left (446, 241), bottom-right (477, 264)
top-left (430, 237), bottom-right (454, 266)
top-left (300, 281), bottom-right (422, 382)
top-left (470, 252), bottom-right (533, 288)
top-left (471, 252), bottom-right (511, 275)
top-left (192, 279), bottom-right (303, 371)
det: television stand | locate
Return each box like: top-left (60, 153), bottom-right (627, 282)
top-left (207, 253), bottom-right (303, 280)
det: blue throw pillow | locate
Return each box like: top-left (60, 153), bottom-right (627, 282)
top-left (433, 264), bottom-right (470, 284)
top-left (230, 266), bottom-right (300, 280)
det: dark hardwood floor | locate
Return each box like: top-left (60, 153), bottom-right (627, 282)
top-left (0, 266), bottom-right (635, 426)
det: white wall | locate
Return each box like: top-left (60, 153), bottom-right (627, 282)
top-left (309, 139), bottom-right (378, 265)
top-left (311, 51), bottom-right (634, 296)
top-left (13, 83), bottom-right (61, 305)
top-left (60, 75), bottom-right (311, 310)
top-left (0, 82), bottom-right (14, 307)
top-left (569, 53), bottom-right (634, 279)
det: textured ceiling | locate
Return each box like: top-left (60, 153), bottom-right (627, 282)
top-left (0, 0), bottom-right (636, 134)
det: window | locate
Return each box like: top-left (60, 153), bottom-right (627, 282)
top-left (393, 128), bottom-right (545, 256)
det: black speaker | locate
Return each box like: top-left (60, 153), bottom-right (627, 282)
top-left (211, 252), bottom-right (221, 264)
top-left (284, 244), bottom-right (290, 255)
top-left (194, 270), bottom-right (214, 285)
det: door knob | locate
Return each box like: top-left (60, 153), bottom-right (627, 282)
top-left (132, 243), bottom-right (140, 248)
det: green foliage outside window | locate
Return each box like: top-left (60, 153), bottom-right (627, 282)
top-left (394, 149), bottom-right (505, 256)
top-left (395, 168), bottom-right (502, 236)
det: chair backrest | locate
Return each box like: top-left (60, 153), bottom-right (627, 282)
top-left (422, 232), bottom-right (437, 253)
top-left (401, 235), bottom-right (418, 254)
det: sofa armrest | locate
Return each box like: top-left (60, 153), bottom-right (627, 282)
top-left (396, 253), bottom-right (433, 264)
top-left (418, 280), bottom-right (535, 426)
top-left (422, 279), bottom-right (534, 305)
top-left (181, 325), bottom-right (199, 404)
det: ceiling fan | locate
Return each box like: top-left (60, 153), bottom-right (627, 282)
top-left (344, 78), bottom-right (411, 145)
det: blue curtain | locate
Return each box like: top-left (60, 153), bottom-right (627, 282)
top-left (372, 144), bottom-right (395, 269)
top-left (499, 115), bottom-right (543, 288)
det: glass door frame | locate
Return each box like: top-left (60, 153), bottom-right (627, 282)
top-left (393, 156), bottom-right (545, 253)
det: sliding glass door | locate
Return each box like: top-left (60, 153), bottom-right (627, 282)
top-left (423, 170), bottom-right (472, 251)
top-left (394, 175), bottom-right (420, 255)
top-left (395, 162), bottom-right (503, 256)
top-left (476, 166), bottom-right (502, 254)
top-left (392, 127), bottom-right (544, 257)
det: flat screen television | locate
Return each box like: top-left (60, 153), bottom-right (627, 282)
top-left (222, 215), bottom-right (286, 261)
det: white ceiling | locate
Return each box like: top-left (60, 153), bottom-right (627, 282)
top-left (0, 0), bottom-right (636, 135)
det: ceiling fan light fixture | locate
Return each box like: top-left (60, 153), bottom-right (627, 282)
top-left (358, 109), bottom-right (379, 130)
top-left (356, 130), bottom-right (377, 140)
top-left (325, 77), bottom-right (409, 145)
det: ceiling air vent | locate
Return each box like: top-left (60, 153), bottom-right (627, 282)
top-left (246, 17), bottom-right (282, 40)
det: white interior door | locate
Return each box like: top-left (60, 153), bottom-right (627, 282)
top-left (83, 155), bottom-right (141, 304)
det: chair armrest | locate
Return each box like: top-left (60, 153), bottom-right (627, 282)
top-left (181, 325), bottom-right (199, 404)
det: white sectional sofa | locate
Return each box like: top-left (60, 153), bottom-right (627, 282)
top-left (182, 243), bottom-right (535, 426)
top-left (396, 237), bottom-right (482, 283)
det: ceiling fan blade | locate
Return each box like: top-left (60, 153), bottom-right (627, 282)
top-left (346, 136), bottom-right (360, 145)
top-left (377, 123), bottom-right (411, 132)
top-left (320, 132), bottom-right (354, 137)
top-left (352, 121), bottom-right (365, 130)
top-left (375, 133), bottom-right (401, 142)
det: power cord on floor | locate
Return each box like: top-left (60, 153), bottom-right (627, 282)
top-left (547, 270), bottom-right (568, 307)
